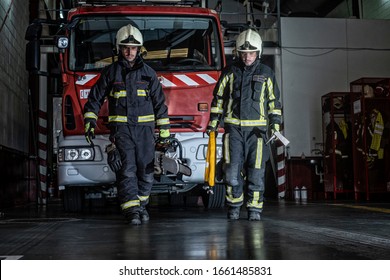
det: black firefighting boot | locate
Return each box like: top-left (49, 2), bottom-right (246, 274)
top-left (131, 213), bottom-right (142, 225)
top-left (248, 211), bottom-right (261, 221)
top-left (227, 206), bottom-right (241, 220)
top-left (139, 207), bottom-right (150, 223)
top-left (124, 208), bottom-right (141, 226)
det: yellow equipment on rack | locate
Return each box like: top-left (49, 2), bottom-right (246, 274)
top-left (204, 131), bottom-right (216, 187)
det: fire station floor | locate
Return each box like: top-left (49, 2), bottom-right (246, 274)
top-left (1, 195), bottom-right (390, 260)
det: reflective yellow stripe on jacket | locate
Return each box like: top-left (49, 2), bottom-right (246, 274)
top-left (110, 90), bottom-right (126, 98)
top-left (137, 89), bottom-right (147, 96)
top-left (138, 114), bottom-right (155, 123)
top-left (210, 74), bottom-right (233, 116)
top-left (109, 115), bottom-right (127, 122)
top-left (224, 118), bottom-right (267, 126)
top-left (267, 78), bottom-right (282, 116)
top-left (157, 118), bottom-right (170, 126)
top-left (108, 115), bottom-right (159, 124)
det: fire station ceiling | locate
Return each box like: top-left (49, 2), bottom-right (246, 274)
top-left (279, 0), bottom-right (345, 17)
top-left (59, 1), bottom-right (346, 18)
top-left (241, 0), bottom-right (346, 17)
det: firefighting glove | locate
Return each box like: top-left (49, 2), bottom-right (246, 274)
top-left (267, 123), bottom-right (280, 144)
top-left (270, 123), bottom-right (280, 135)
top-left (206, 120), bottom-right (219, 137)
top-left (158, 129), bottom-right (171, 144)
top-left (106, 143), bottom-right (122, 172)
top-left (270, 123), bottom-right (280, 137)
top-left (84, 118), bottom-right (96, 147)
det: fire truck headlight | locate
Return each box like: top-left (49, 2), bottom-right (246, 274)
top-left (199, 144), bottom-right (223, 160)
top-left (67, 149), bottom-right (79, 161)
top-left (58, 147), bottom-right (95, 162)
top-left (80, 149), bottom-right (92, 160)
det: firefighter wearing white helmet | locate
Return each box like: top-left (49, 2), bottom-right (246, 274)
top-left (116, 24), bottom-right (143, 50)
top-left (236, 28), bottom-right (262, 57)
top-left (115, 24), bottom-right (144, 63)
top-left (84, 24), bottom-right (170, 226)
top-left (207, 28), bottom-right (282, 221)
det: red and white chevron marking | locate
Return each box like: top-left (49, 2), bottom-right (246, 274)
top-left (159, 73), bottom-right (217, 88)
top-left (38, 109), bottom-right (47, 205)
top-left (277, 123), bottom-right (286, 198)
top-left (277, 143), bottom-right (286, 198)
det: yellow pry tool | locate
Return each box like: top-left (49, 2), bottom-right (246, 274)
top-left (205, 131), bottom-right (216, 187)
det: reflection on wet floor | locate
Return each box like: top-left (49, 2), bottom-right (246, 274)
top-left (0, 198), bottom-right (390, 260)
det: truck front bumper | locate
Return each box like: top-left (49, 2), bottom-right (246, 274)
top-left (57, 135), bottom-right (116, 188)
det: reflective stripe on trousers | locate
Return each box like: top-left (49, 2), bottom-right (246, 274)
top-left (223, 127), bottom-right (269, 212)
top-left (112, 125), bottom-right (155, 212)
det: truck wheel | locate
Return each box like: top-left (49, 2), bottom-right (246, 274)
top-left (63, 186), bottom-right (84, 212)
top-left (202, 184), bottom-right (225, 208)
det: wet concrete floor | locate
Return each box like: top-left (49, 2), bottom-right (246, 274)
top-left (0, 197), bottom-right (390, 260)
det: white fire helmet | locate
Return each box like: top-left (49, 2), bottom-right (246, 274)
top-left (333, 97), bottom-right (344, 109)
top-left (236, 29), bottom-right (262, 57)
top-left (363, 85), bottom-right (374, 98)
top-left (116, 24), bottom-right (143, 52)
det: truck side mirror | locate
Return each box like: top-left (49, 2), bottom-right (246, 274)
top-left (26, 40), bottom-right (41, 72)
top-left (25, 21), bottom-right (42, 73)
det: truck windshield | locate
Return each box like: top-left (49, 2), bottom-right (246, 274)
top-left (69, 15), bottom-right (222, 72)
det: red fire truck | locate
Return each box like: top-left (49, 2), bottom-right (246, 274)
top-left (25, 0), bottom-right (225, 211)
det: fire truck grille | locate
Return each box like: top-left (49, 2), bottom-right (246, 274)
top-left (169, 116), bottom-right (196, 129)
top-left (64, 95), bottom-right (76, 130)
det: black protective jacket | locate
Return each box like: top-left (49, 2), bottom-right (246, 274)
top-left (84, 55), bottom-right (170, 130)
top-left (209, 59), bottom-right (282, 132)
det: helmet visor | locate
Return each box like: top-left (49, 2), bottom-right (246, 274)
top-left (119, 35), bottom-right (142, 46)
top-left (238, 41), bottom-right (258, 52)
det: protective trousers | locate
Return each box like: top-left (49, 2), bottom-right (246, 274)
top-left (223, 127), bottom-right (270, 213)
top-left (111, 125), bottom-right (155, 214)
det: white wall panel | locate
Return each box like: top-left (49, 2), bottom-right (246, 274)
top-left (281, 18), bottom-right (347, 48)
top-left (281, 17), bottom-right (390, 157)
top-left (346, 19), bottom-right (390, 48)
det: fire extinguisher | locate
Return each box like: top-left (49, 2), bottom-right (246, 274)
top-left (301, 186), bottom-right (308, 201)
top-left (294, 186), bottom-right (300, 200)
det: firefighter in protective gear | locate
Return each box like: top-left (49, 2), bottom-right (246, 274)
top-left (207, 29), bottom-right (282, 221)
top-left (84, 24), bottom-right (170, 225)
top-left (367, 109), bottom-right (385, 168)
